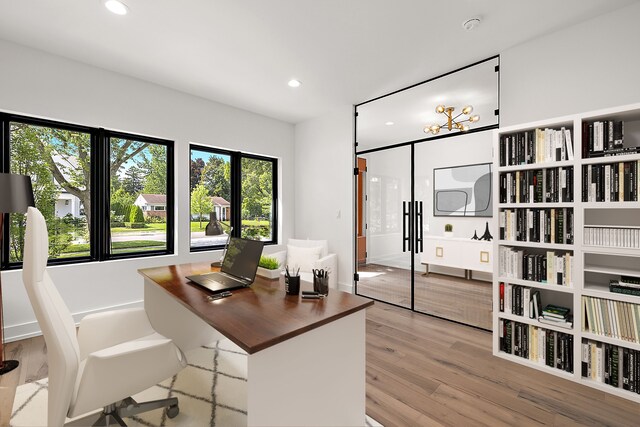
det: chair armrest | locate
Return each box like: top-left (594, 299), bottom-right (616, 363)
top-left (314, 253), bottom-right (338, 290)
top-left (77, 307), bottom-right (156, 360)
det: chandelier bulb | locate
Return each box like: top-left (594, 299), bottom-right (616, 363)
top-left (462, 125), bottom-right (470, 131)
top-left (470, 115), bottom-right (480, 122)
top-left (462, 105), bottom-right (473, 115)
top-left (435, 105), bottom-right (445, 114)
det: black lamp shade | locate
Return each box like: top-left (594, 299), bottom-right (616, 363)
top-left (0, 173), bottom-right (35, 213)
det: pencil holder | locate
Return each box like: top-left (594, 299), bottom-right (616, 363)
top-left (313, 275), bottom-right (329, 295)
top-left (285, 276), bottom-right (300, 295)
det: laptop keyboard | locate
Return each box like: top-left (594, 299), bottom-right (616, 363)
top-left (212, 274), bottom-right (240, 286)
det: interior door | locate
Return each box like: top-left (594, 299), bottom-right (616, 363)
top-left (355, 145), bottom-right (413, 308)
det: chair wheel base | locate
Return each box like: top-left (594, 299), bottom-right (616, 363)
top-left (166, 404), bottom-right (179, 419)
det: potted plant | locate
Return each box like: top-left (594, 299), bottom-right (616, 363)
top-left (444, 223), bottom-right (454, 238)
top-left (256, 255), bottom-right (282, 279)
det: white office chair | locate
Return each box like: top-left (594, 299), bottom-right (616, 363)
top-left (22, 207), bottom-right (187, 426)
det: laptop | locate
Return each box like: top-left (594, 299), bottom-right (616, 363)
top-left (186, 237), bottom-right (265, 293)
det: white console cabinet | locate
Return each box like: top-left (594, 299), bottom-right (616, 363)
top-left (421, 236), bottom-right (492, 279)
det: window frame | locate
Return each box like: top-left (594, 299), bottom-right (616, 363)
top-left (102, 130), bottom-right (175, 261)
top-left (0, 112), bottom-right (175, 270)
top-left (189, 144), bottom-right (278, 252)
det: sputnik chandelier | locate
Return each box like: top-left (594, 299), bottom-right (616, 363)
top-left (424, 104), bottom-right (480, 135)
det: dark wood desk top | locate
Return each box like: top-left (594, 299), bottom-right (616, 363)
top-left (139, 262), bottom-right (373, 354)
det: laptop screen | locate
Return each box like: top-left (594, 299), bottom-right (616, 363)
top-left (221, 237), bottom-right (264, 281)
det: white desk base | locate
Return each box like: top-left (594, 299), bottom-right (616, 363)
top-left (144, 280), bottom-right (367, 427)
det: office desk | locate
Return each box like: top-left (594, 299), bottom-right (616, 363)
top-left (139, 262), bottom-right (373, 426)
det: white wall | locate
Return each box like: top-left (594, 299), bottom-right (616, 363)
top-left (501, 2), bottom-right (640, 127)
top-left (0, 40), bottom-right (295, 341)
top-left (293, 105), bottom-right (354, 291)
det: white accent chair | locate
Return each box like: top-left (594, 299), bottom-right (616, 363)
top-left (22, 207), bottom-right (187, 426)
top-left (268, 239), bottom-right (338, 290)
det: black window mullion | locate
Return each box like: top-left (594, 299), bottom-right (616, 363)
top-left (231, 152), bottom-right (242, 238)
top-left (95, 128), bottom-right (108, 261)
top-left (1, 115), bottom-right (8, 270)
top-left (165, 141), bottom-right (175, 255)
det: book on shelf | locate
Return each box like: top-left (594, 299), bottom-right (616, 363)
top-left (500, 127), bottom-right (573, 166)
top-left (500, 167), bottom-right (573, 204)
top-left (499, 208), bottom-right (574, 244)
top-left (538, 315), bottom-right (573, 330)
top-left (498, 246), bottom-right (573, 286)
top-left (582, 296), bottom-right (640, 343)
top-left (582, 161), bottom-right (640, 202)
top-left (584, 226), bottom-right (640, 248)
top-left (610, 278), bottom-right (640, 297)
top-left (582, 120), bottom-right (629, 159)
top-left (542, 304), bottom-right (571, 319)
top-left (499, 318), bottom-right (573, 372)
top-left (612, 345), bottom-right (640, 394)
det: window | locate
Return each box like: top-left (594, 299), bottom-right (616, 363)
top-left (108, 132), bottom-right (173, 257)
top-left (1, 113), bottom-right (174, 268)
top-left (7, 120), bottom-right (92, 263)
top-left (241, 156), bottom-right (276, 241)
top-left (189, 145), bottom-right (277, 250)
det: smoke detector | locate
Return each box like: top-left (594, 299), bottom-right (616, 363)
top-left (462, 17), bottom-right (481, 31)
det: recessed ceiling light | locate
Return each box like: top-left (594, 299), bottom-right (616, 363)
top-left (385, 121), bottom-right (395, 126)
top-left (288, 79), bottom-right (301, 88)
top-left (104, 0), bottom-right (129, 15)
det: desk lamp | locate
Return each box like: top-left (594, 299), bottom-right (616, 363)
top-left (0, 173), bottom-right (34, 375)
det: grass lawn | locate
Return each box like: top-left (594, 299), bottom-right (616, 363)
top-left (60, 240), bottom-right (166, 256)
top-left (111, 223), bottom-right (167, 233)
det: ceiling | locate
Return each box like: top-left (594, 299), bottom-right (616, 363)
top-left (0, 0), bottom-right (636, 124)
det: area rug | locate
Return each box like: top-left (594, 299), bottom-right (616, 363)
top-left (11, 339), bottom-right (382, 426)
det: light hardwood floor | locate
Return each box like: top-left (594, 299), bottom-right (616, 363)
top-left (357, 265), bottom-right (492, 329)
top-left (367, 302), bottom-right (640, 426)
top-left (3, 300), bottom-right (640, 426)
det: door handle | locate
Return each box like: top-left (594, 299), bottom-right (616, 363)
top-left (415, 201), bottom-right (423, 253)
top-left (402, 201), bottom-right (411, 252)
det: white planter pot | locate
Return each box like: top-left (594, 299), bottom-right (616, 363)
top-left (257, 267), bottom-right (281, 279)
top-left (443, 231), bottom-right (454, 238)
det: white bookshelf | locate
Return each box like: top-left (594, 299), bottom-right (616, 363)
top-left (493, 103), bottom-right (640, 403)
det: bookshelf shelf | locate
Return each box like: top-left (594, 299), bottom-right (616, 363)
top-left (581, 332), bottom-right (640, 352)
top-left (498, 202), bottom-right (574, 209)
top-left (582, 285), bottom-right (640, 304)
top-left (498, 240), bottom-right (574, 250)
top-left (582, 202), bottom-right (640, 209)
top-left (493, 102), bottom-right (640, 403)
top-left (497, 277), bottom-right (574, 293)
top-left (580, 378), bottom-right (640, 403)
top-left (498, 160), bottom-right (574, 172)
top-left (496, 351), bottom-right (575, 379)
top-left (580, 152), bottom-right (640, 165)
top-left (582, 246), bottom-right (640, 257)
top-left (584, 264), bottom-right (640, 276)
top-left (498, 313), bottom-right (574, 333)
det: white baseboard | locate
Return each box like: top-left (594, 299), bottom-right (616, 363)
top-left (5, 300), bottom-right (144, 342)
